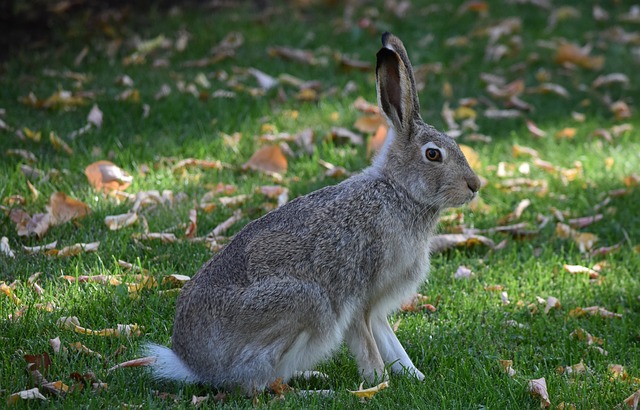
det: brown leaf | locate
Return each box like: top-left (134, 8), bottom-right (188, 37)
top-left (48, 192), bottom-right (90, 226)
top-left (267, 46), bottom-right (318, 65)
top-left (184, 208), bottom-right (197, 238)
top-left (570, 306), bottom-right (622, 319)
top-left (527, 377), bottom-right (550, 408)
top-left (242, 145), bottom-right (287, 174)
top-left (367, 125), bottom-right (388, 158)
top-left (525, 119), bottom-right (547, 138)
top-left (555, 43), bottom-right (604, 70)
top-left (104, 212), bottom-right (138, 231)
top-left (328, 127), bottom-right (364, 145)
top-left (623, 390), bottom-right (640, 410)
top-left (354, 114), bottom-right (386, 134)
top-left (107, 356), bottom-right (156, 372)
top-left (132, 233), bottom-right (178, 243)
top-left (85, 160), bottom-right (133, 192)
top-left (430, 234), bottom-right (496, 253)
top-left (172, 158), bottom-right (222, 172)
top-left (53, 241), bottom-right (100, 257)
top-left (24, 352), bottom-right (52, 373)
top-left (161, 274), bottom-right (191, 288)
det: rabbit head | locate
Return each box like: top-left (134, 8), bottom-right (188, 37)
top-left (373, 32), bottom-right (480, 209)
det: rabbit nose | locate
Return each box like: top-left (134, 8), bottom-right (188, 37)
top-left (467, 175), bottom-right (481, 193)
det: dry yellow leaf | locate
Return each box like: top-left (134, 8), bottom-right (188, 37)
top-left (348, 381), bottom-right (389, 400)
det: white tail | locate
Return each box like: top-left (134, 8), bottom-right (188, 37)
top-left (143, 343), bottom-right (201, 383)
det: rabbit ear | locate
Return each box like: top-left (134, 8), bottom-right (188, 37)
top-left (376, 32), bottom-right (421, 135)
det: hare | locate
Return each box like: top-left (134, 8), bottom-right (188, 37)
top-left (145, 32), bottom-right (480, 394)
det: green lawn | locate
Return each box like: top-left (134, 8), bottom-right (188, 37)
top-left (1, 0), bottom-right (639, 408)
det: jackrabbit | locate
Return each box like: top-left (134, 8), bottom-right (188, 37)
top-left (145, 32), bottom-right (480, 393)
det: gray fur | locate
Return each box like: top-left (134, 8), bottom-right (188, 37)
top-left (145, 32), bottom-right (480, 394)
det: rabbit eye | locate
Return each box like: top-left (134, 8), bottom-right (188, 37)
top-left (425, 148), bottom-right (442, 162)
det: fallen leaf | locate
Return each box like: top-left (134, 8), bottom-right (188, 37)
top-left (328, 127), bottom-right (364, 145)
top-left (459, 145), bottom-right (480, 170)
top-left (85, 160), bottom-right (133, 192)
top-left (367, 125), bottom-right (388, 158)
top-left (69, 342), bottom-right (103, 359)
top-left (267, 46), bottom-right (318, 65)
top-left (563, 264), bottom-right (599, 280)
top-left (162, 274), bottom-right (191, 287)
top-left (49, 132), bottom-right (73, 155)
top-left (7, 387), bottom-right (47, 406)
top-left (132, 233), bottom-right (178, 243)
top-left (1, 282), bottom-right (21, 304)
top-left (184, 208), bottom-right (197, 238)
top-left (454, 265), bottom-right (474, 279)
top-left (1, 236), bottom-right (15, 258)
top-left (525, 119), bottom-right (547, 138)
top-left (24, 352), bottom-right (52, 373)
top-left (623, 390), bottom-right (640, 409)
top-left (354, 114), bottom-right (386, 133)
top-left (527, 377), bottom-right (551, 408)
top-left (570, 306), bottom-right (622, 319)
top-left (6, 148), bottom-right (38, 163)
top-left (499, 359), bottom-right (516, 377)
top-left (555, 127), bottom-right (577, 139)
top-left (570, 327), bottom-right (603, 345)
top-left (544, 296), bottom-right (561, 314)
top-left (105, 212), bottom-right (138, 230)
top-left (107, 356), bottom-right (156, 372)
top-left (172, 158), bottom-right (222, 172)
top-left (207, 210), bottom-right (243, 239)
top-left (592, 73), bottom-right (629, 88)
top-left (49, 337), bottom-right (66, 354)
top-left (48, 192), bottom-right (90, 226)
top-left (52, 241), bottom-right (100, 257)
top-left (87, 104), bottom-right (103, 128)
top-left (242, 145), bottom-right (287, 174)
top-left (58, 316), bottom-right (142, 337)
top-left (348, 381), bottom-right (389, 400)
top-left (430, 234), bottom-right (495, 253)
top-left (555, 43), bottom-right (604, 70)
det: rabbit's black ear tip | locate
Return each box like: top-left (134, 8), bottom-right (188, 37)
top-left (381, 32), bottom-right (392, 46)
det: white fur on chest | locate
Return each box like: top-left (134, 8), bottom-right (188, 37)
top-left (371, 236), bottom-right (431, 317)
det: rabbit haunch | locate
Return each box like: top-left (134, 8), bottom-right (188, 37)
top-left (144, 32), bottom-right (480, 393)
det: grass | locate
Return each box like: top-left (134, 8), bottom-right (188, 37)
top-left (1, 0), bottom-right (639, 408)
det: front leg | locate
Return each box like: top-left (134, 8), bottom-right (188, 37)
top-left (344, 316), bottom-right (387, 384)
top-left (371, 314), bottom-right (425, 380)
